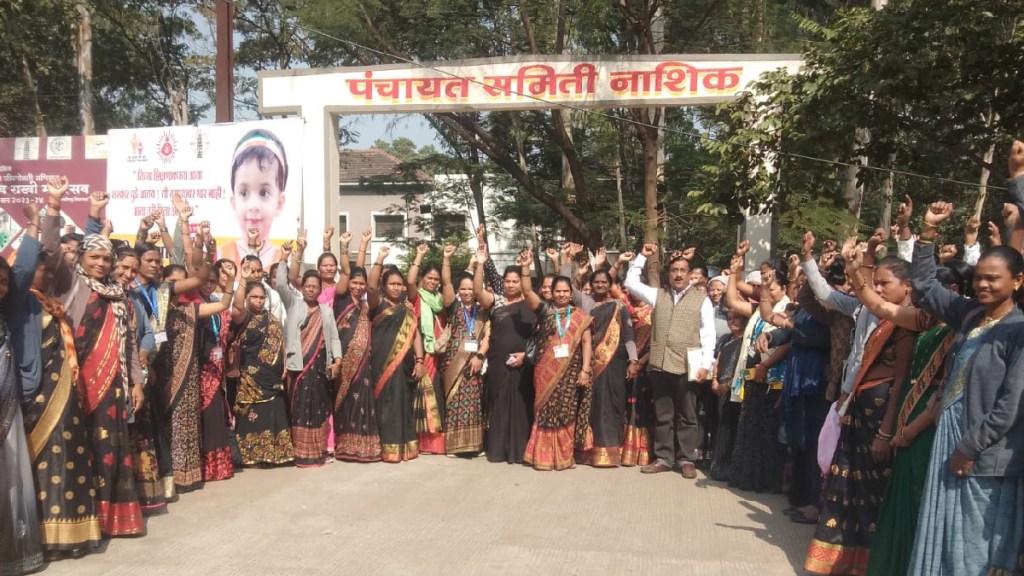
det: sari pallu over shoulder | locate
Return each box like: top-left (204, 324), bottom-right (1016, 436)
top-left (371, 302), bottom-right (417, 400)
top-left (336, 299), bottom-right (371, 404)
top-left (23, 289), bottom-right (102, 553)
top-left (533, 308), bottom-right (593, 410)
top-left (590, 300), bottom-right (622, 382)
top-left (441, 304), bottom-right (490, 400)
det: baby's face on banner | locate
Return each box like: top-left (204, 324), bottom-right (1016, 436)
top-left (231, 157), bottom-right (285, 241)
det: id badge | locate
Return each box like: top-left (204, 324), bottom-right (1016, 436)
top-left (154, 331), bottom-right (168, 344)
top-left (211, 346), bottom-right (224, 361)
top-left (464, 340), bottom-right (479, 353)
top-left (553, 344), bottom-right (570, 359)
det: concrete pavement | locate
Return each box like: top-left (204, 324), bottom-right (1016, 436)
top-left (41, 457), bottom-right (814, 575)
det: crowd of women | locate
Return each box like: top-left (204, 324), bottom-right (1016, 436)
top-left (3, 141), bottom-right (1024, 576)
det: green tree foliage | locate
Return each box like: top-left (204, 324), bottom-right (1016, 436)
top-left (692, 0), bottom-right (1024, 255)
top-left (0, 0), bottom-right (212, 134)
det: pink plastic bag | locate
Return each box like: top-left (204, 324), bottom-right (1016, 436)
top-left (817, 395), bottom-right (852, 477)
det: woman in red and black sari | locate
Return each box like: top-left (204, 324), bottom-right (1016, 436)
top-left (367, 246), bottom-right (425, 463)
top-left (197, 263), bottom-right (235, 481)
top-left (229, 279), bottom-right (294, 467)
top-left (520, 253), bottom-right (594, 471)
top-left (333, 240), bottom-right (380, 462)
top-left (54, 233), bottom-right (146, 537)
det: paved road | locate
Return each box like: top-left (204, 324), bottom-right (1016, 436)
top-left (42, 457), bottom-right (813, 575)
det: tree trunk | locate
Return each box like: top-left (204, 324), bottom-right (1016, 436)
top-left (616, 143), bottom-right (627, 250)
top-left (20, 55), bottom-right (46, 138)
top-left (640, 118), bottom-right (661, 286)
top-left (75, 1), bottom-right (95, 136)
top-left (468, 146), bottom-right (487, 228)
top-left (974, 110), bottom-right (999, 219)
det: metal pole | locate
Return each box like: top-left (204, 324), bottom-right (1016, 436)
top-left (215, 0), bottom-right (234, 123)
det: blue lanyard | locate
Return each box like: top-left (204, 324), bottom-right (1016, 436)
top-left (462, 303), bottom-right (477, 338)
top-left (136, 280), bottom-right (158, 315)
top-left (209, 310), bottom-right (220, 342)
top-left (554, 305), bottom-right (571, 340)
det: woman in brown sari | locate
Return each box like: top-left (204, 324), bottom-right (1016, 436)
top-left (367, 246), bottom-right (425, 463)
top-left (333, 233), bottom-right (380, 462)
top-left (520, 253), bottom-right (594, 471)
top-left (229, 279), bottom-right (294, 467)
top-left (439, 245), bottom-right (490, 455)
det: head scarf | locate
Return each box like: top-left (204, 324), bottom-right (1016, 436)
top-left (76, 234), bottom-right (132, 396)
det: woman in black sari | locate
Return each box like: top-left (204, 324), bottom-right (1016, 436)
top-left (474, 245), bottom-right (536, 464)
top-left (229, 279), bottom-right (294, 466)
top-left (367, 246), bottom-right (425, 463)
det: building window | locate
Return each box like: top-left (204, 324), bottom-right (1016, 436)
top-left (373, 214), bottom-right (405, 239)
top-left (433, 213), bottom-right (466, 240)
top-left (337, 213), bottom-right (349, 235)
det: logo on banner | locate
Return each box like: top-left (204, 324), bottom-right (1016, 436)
top-left (47, 136), bottom-right (72, 160)
top-left (156, 131), bottom-right (178, 164)
top-left (189, 128), bottom-right (212, 159)
top-left (127, 133), bottom-right (147, 162)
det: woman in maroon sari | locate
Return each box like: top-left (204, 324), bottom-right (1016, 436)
top-left (367, 247), bottom-right (425, 463)
top-left (333, 236), bottom-right (380, 462)
top-left (54, 233), bottom-right (146, 537)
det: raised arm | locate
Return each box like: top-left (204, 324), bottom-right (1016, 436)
top-left (230, 270), bottom-right (251, 325)
top-left (560, 261), bottom-right (594, 313)
top-left (333, 232), bottom-right (351, 296)
top-left (275, 250), bottom-right (295, 309)
top-left (1006, 142), bottom-right (1024, 253)
top-left (199, 291), bottom-right (232, 319)
top-left (356, 229), bottom-right (371, 269)
top-left (911, 201), bottom-right (977, 329)
top-left (407, 243), bottom-right (428, 303)
top-left (725, 254), bottom-right (755, 317)
top-left (519, 251), bottom-right (542, 312)
top-left (800, 231), bottom-right (859, 316)
top-left (441, 244), bottom-right (458, 308)
top-left (288, 228), bottom-right (305, 290)
top-left (366, 246), bottom-right (388, 311)
top-left (622, 244), bottom-right (659, 307)
top-left (473, 245), bottom-right (495, 310)
top-left (152, 209), bottom-right (174, 262)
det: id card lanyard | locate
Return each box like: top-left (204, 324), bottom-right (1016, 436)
top-left (554, 305), bottom-right (572, 341)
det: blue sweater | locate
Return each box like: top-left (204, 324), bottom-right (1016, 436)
top-left (3, 234), bottom-right (43, 399)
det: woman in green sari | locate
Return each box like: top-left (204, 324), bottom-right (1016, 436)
top-left (845, 247), bottom-right (959, 576)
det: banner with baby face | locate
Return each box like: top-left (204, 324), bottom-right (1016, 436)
top-left (106, 118), bottom-right (304, 270)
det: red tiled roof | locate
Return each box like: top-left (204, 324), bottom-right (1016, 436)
top-left (338, 148), bottom-right (433, 184)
